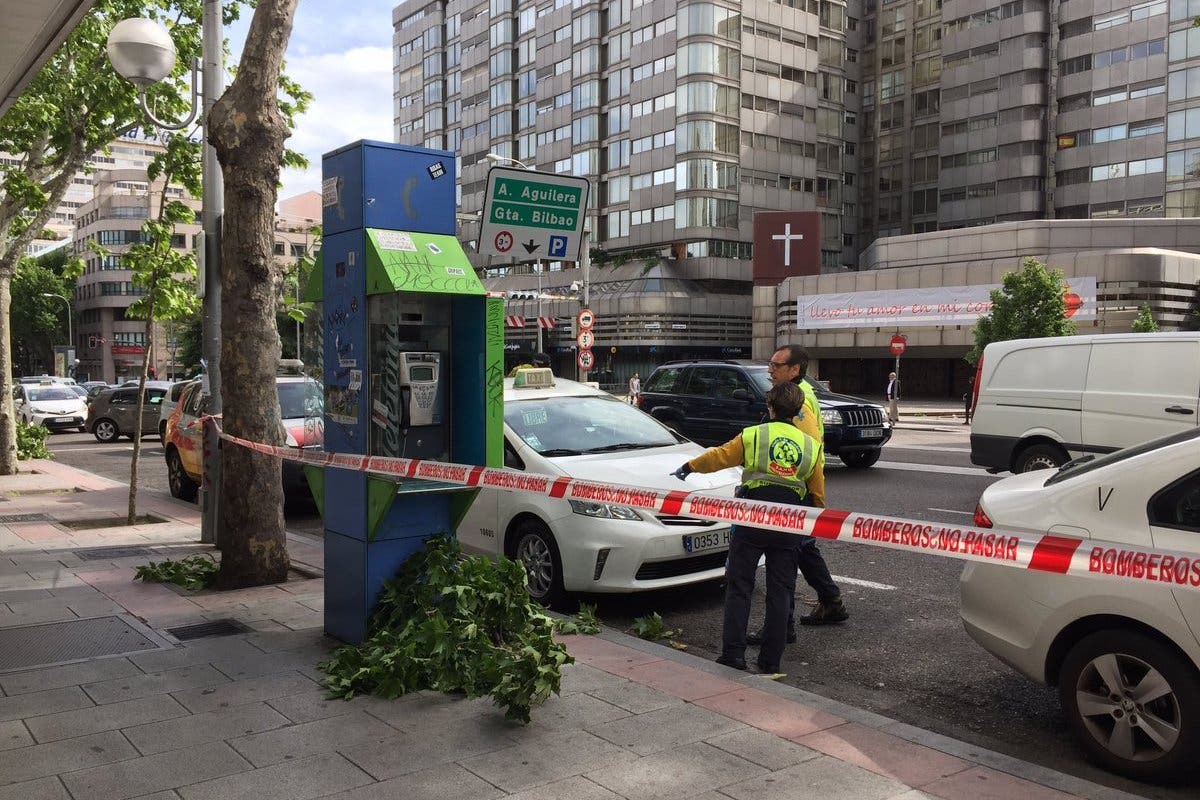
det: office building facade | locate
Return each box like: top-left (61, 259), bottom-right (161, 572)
top-left (395, 0), bottom-right (1200, 384)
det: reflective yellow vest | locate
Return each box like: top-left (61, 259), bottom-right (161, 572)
top-left (741, 421), bottom-right (822, 499)
top-left (799, 380), bottom-right (824, 439)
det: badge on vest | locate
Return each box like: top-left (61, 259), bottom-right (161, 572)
top-left (768, 437), bottom-right (802, 478)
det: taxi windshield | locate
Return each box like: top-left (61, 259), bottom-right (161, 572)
top-left (505, 394), bottom-right (678, 456)
top-left (28, 387), bottom-right (76, 402)
top-left (277, 380), bottom-right (322, 419)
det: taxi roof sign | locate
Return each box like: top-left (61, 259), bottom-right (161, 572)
top-left (512, 367), bottom-right (555, 389)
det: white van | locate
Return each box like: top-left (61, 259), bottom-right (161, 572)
top-left (970, 332), bottom-right (1200, 473)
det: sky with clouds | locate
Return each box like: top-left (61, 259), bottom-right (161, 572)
top-left (227, 0), bottom-right (396, 202)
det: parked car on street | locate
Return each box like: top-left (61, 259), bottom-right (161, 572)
top-left (638, 359), bottom-right (891, 468)
top-left (970, 332), bottom-right (1200, 473)
top-left (164, 375), bottom-right (323, 501)
top-left (456, 369), bottom-right (740, 607)
top-left (157, 381), bottom-right (192, 440)
top-left (86, 382), bottom-right (173, 442)
top-left (13, 383), bottom-right (88, 431)
top-left (960, 426), bottom-right (1200, 781)
top-left (18, 374), bottom-right (76, 385)
top-left (82, 382), bottom-right (113, 402)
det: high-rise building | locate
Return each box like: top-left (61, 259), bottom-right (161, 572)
top-left (395, 0), bottom-right (1200, 378)
top-left (394, 0), bottom-right (858, 376)
top-left (72, 166), bottom-right (316, 384)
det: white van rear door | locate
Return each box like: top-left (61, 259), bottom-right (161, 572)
top-left (1083, 340), bottom-right (1200, 450)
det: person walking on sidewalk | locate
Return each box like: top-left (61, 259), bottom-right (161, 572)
top-left (749, 346), bottom-right (848, 641)
top-left (628, 372), bottom-right (640, 404)
top-left (886, 372), bottom-right (901, 424)
top-left (672, 382), bottom-right (823, 673)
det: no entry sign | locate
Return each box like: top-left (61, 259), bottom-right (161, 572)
top-left (889, 335), bottom-right (907, 357)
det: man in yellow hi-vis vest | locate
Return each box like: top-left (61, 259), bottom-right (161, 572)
top-left (672, 382), bottom-right (823, 673)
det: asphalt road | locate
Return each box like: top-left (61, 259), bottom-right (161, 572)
top-left (44, 423), bottom-right (1188, 798)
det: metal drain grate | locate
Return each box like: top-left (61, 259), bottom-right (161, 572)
top-left (0, 616), bottom-right (162, 671)
top-left (0, 512), bottom-right (52, 523)
top-left (167, 619), bottom-right (251, 640)
top-left (73, 546), bottom-right (156, 561)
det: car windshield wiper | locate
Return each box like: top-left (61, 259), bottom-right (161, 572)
top-left (539, 448), bottom-right (583, 457)
top-left (1057, 454), bottom-right (1095, 472)
top-left (580, 442), bottom-right (662, 454)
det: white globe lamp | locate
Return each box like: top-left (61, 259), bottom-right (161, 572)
top-left (106, 18), bottom-right (177, 91)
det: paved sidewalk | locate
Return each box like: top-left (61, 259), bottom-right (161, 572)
top-left (0, 460), bottom-right (1137, 800)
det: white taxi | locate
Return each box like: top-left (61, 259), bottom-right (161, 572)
top-left (14, 383), bottom-right (88, 431)
top-left (960, 427), bottom-right (1200, 782)
top-left (456, 369), bottom-right (740, 606)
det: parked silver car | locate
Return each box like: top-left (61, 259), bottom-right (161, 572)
top-left (87, 382), bottom-right (174, 442)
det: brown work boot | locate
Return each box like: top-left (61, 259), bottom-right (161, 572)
top-left (800, 597), bottom-right (849, 626)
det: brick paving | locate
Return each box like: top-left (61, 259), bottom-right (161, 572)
top-left (0, 459), bottom-right (1141, 800)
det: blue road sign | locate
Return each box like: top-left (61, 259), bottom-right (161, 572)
top-left (548, 235), bottom-right (568, 258)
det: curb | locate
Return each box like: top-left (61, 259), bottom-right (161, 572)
top-left (583, 625), bottom-right (1145, 800)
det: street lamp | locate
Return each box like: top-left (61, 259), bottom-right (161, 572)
top-left (485, 153), bottom-right (531, 170)
top-left (41, 293), bottom-right (72, 348)
top-left (107, 5), bottom-right (225, 545)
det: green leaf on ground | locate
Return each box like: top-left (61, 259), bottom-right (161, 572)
top-left (134, 554), bottom-right (218, 591)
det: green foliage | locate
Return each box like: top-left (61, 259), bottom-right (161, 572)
top-left (16, 420), bottom-right (51, 461)
top-left (319, 536), bottom-right (574, 724)
top-left (11, 257), bottom-right (74, 373)
top-left (631, 612), bottom-right (681, 641)
top-left (134, 553), bottom-right (218, 590)
top-left (553, 602), bottom-right (601, 636)
top-left (968, 257), bottom-right (1078, 364)
top-left (1131, 303), bottom-right (1159, 333)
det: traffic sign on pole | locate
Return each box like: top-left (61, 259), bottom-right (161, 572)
top-left (889, 334), bottom-right (907, 357)
top-left (577, 330), bottom-right (595, 349)
top-left (477, 166), bottom-right (590, 261)
top-left (577, 308), bottom-right (595, 329)
top-left (577, 349), bottom-right (595, 371)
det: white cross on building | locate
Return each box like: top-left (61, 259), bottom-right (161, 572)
top-left (771, 223), bottom-right (804, 267)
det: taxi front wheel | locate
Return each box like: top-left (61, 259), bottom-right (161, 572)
top-left (511, 520), bottom-right (566, 609)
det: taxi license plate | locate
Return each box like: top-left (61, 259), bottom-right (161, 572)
top-left (859, 428), bottom-right (883, 438)
top-left (683, 529), bottom-right (730, 554)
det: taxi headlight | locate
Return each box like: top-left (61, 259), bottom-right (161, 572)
top-left (568, 500), bottom-right (642, 521)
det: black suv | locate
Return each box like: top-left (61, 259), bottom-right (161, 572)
top-left (638, 360), bottom-right (891, 468)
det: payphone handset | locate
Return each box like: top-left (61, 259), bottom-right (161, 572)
top-left (397, 352), bottom-right (443, 429)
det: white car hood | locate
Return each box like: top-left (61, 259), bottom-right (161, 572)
top-left (30, 401), bottom-right (85, 414)
top-left (550, 443), bottom-right (739, 495)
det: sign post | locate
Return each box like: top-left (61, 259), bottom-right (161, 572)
top-left (477, 167), bottom-right (591, 261)
top-left (889, 334), bottom-right (907, 377)
top-left (576, 308), bottom-right (595, 379)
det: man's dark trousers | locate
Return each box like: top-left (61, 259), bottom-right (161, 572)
top-left (722, 485), bottom-right (802, 671)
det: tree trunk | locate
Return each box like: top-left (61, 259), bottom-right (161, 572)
top-left (127, 313), bottom-right (154, 525)
top-left (0, 277), bottom-right (16, 472)
top-left (207, 0), bottom-right (298, 588)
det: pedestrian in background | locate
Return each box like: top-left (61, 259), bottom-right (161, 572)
top-left (746, 345), bottom-right (847, 643)
top-left (628, 372), bottom-right (640, 404)
top-left (886, 371), bottom-right (901, 424)
top-left (673, 382), bottom-right (823, 673)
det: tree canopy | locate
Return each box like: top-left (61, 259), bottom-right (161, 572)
top-left (968, 257), bottom-right (1078, 364)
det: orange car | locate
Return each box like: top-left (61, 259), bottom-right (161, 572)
top-left (164, 377), bottom-right (323, 501)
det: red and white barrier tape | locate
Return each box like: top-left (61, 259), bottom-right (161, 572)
top-left (213, 423), bottom-right (1200, 593)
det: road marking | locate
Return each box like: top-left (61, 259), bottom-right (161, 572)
top-left (871, 461), bottom-right (992, 477)
top-left (928, 507), bottom-right (974, 516)
top-left (831, 574), bottom-right (897, 591)
top-left (886, 444), bottom-right (971, 453)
